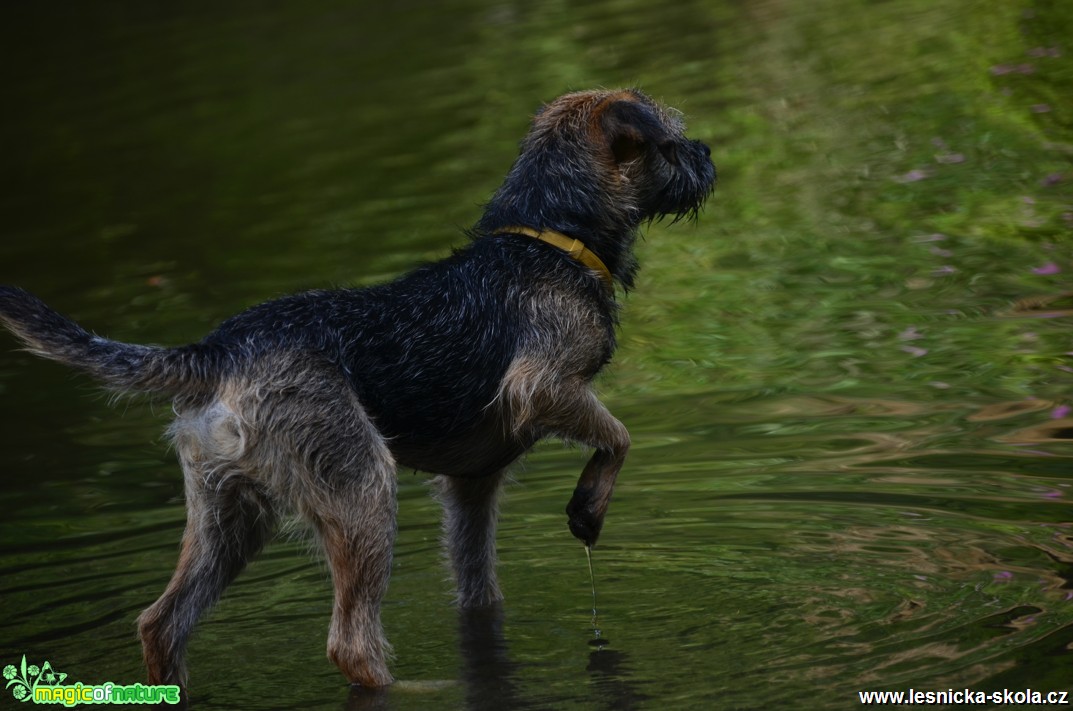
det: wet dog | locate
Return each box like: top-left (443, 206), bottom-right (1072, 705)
top-left (0, 88), bottom-right (715, 688)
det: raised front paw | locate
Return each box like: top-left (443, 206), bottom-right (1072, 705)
top-left (566, 486), bottom-right (604, 547)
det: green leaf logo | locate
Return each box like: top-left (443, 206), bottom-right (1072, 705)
top-left (5, 655), bottom-right (65, 703)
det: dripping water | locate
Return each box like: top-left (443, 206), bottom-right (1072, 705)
top-left (585, 545), bottom-right (608, 648)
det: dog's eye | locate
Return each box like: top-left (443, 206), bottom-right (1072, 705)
top-left (658, 141), bottom-right (679, 167)
top-left (611, 134), bottom-right (644, 163)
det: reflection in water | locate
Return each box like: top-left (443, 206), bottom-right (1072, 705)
top-left (586, 647), bottom-right (649, 711)
top-left (1000, 292), bottom-right (1073, 319)
top-left (454, 604), bottom-right (525, 711)
top-left (344, 685), bottom-right (388, 711)
top-left (1001, 418), bottom-right (1073, 444)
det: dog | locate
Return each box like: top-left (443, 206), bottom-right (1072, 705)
top-left (0, 88), bottom-right (715, 688)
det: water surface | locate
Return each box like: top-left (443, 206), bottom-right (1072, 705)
top-left (0, 1), bottom-right (1070, 709)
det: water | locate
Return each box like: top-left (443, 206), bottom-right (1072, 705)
top-left (1, 0), bottom-right (1071, 709)
top-left (585, 546), bottom-right (606, 649)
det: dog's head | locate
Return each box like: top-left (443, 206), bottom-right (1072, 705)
top-left (478, 89), bottom-right (715, 288)
top-left (527, 89), bottom-right (716, 225)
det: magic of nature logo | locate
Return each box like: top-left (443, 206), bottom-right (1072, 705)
top-left (4, 655), bottom-right (180, 706)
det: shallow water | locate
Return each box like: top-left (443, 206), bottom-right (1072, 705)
top-left (1, 0), bottom-right (1071, 709)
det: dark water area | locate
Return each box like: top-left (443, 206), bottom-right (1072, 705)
top-left (1, 1), bottom-right (1071, 709)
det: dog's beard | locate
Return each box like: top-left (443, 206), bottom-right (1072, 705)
top-left (647, 141), bottom-right (716, 224)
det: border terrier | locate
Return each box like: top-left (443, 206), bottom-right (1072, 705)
top-left (0, 88), bottom-right (715, 688)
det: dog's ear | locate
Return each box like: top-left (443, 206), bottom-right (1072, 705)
top-left (599, 99), bottom-right (676, 165)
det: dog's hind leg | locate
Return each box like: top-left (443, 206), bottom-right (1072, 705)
top-left (138, 466), bottom-right (275, 686)
top-left (434, 473), bottom-right (506, 608)
top-left (314, 496), bottom-right (396, 688)
top-left (310, 458), bottom-right (397, 688)
top-left (281, 372), bottom-right (398, 688)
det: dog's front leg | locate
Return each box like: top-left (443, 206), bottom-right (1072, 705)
top-left (538, 386), bottom-right (630, 548)
top-left (566, 432), bottom-right (628, 546)
top-left (434, 472), bottom-right (505, 608)
top-left (500, 362), bottom-right (629, 547)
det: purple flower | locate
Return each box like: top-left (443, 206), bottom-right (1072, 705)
top-left (994, 571), bottom-right (1014, 581)
top-left (1041, 173), bottom-right (1064, 187)
top-left (899, 327), bottom-right (924, 341)
top-left (898, 169), bottom-right (930, 183)
top-left (901, 345), bottom-right (928, 358)
top-left (1053, 405), bottom-right (1072, 419)
top-left (1032, 262), bottom-right (1061, 275)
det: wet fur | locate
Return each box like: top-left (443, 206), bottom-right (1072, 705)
top-left (0, 88), bottom-right (715, 688)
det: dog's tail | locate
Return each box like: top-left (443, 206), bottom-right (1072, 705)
top-left (0, 286), bottom-right (220, 397)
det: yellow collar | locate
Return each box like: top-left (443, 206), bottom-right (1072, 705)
top-left (494, 226), bottom-right (614, 290)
